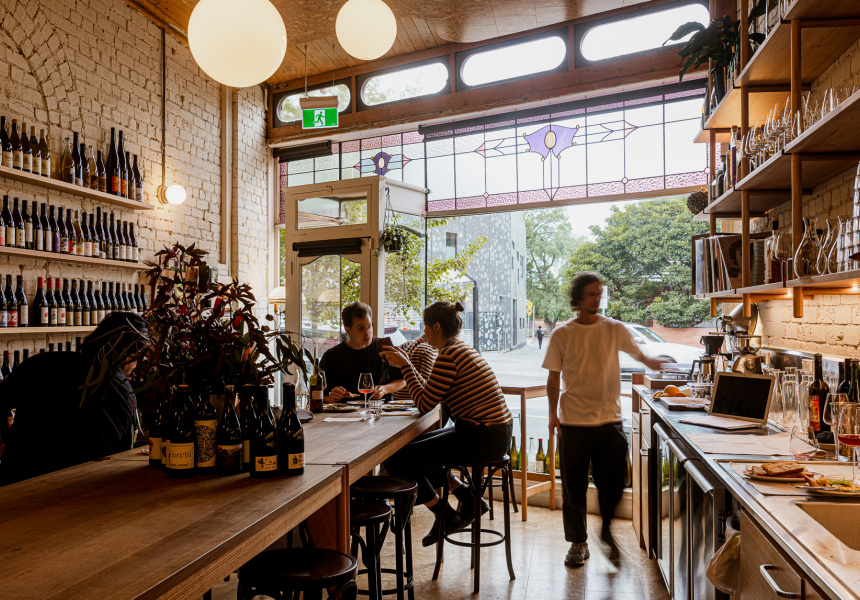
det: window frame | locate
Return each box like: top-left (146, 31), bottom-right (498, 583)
top-left (572, 0), bottom-right (708, 67)
top-left (272, 78), bottom-right (353, 128)
top-left (455, 28), bottom-right (569, 92)
top-left (356, 57), bottom-right (451, 112)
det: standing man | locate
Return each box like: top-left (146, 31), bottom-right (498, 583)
top-left (543, 272), bottom-right (664, 567)
top-left (535, 325), bottom-right (545, 349)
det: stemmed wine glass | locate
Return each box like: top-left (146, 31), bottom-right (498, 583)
top-left (835, 403), bottom-right (860, 483)
top-left (823, 394), bottom-right (849, 460)
top-left (774, 231), bottom-right (793, 285)
top-left (358, 373), bottom-right (374, 410)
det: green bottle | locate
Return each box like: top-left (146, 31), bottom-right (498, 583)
top-left (510, 435), bottom-right (519, 471)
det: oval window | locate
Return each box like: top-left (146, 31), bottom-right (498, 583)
top-left (277, 84), bottom-right (351, 124)
top-left (580, 4), bottom-right (710, 62)
top-left (461, 36), bottom-right (567, 87)
top-left (361, 62), bottom-right (449, 106)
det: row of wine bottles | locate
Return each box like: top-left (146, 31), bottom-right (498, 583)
top-left (510, 436), bottom-right (560, 476)
top-left (0, 198), bottom-right (139, 262)
top-left (0, 341), bottom-right (82, 381)
top-left (150, 382), bottom-right (304, 479)
top-left (0, 276), bottom-right (148, 328)
top-left (0, 118), bottom-right (143, 202)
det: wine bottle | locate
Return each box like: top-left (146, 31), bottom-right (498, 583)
top-left (60, 137), bottom-right (73, 183)
top-left (80, 278), bottom-right (90, 327)
top-left (240, 388), bottom-right (256, 473)
top-left (0, 197), bottom-right (4, 247)
top-left (117, 217), bottom-right (126, 262)
top-left (122, 221), bottom-right (131, 262)
top-left (849, 360), bottom-right (860, 403)
top-left (38, 129), bottom-right (50, 178)
top-left (38, 203), bottom-right (47, 252)
top-left (141, 283), bottom-right (149, 312)
top-left (70, 279), bottom-right (82, 326)
top-left (58, 278), bottom-right (68, 326)
top-left (110, 213), bottom-right (119, 260)
top-left (79, 142), bottom-right (89, 188)
top-left (29, 126), bottom-right (40, 177)
top-left (12, 350), bottom-right (20, 369)
top-left (57, 206), bottom-right (67, 254)
top-left (0, 283), bottom-right (8, 328)
top-left (12, 197), bottom-right (23, 249)
top-left (0, 116), bottom-right (10, 168)
top-left (536, 438), bottom-right (546, 474)
top-left (95, 207), bottom-right (104, 258)
top-left (510, 436), bottom-right (519, 471)
top-left (16, 275), bottom-right (27, 328)
top-left (46, 277), bottom-right (57, 326)
top-left (33, 277), bottom-right (47, 327)
top-left (5, 275), bottom-right (17, 328)
top-left (65, 207), bottom-right (75, 255)
top-left (88, 212), bottom-right (98, 258)
top-left (132, 154), bottom-right (143, 203)
top-left (838, 359), bottom-right (852, 395)
top-left (166, 384), bottom-right (196, 478)
top-left (87, 145), bottom-right (97, 190)
top-left (309, 358), bottom-right (325, 413)
top-left (80, 211), bottom-right (91, 257)
top-left (118, 131), bottom-right (128, 198)
top-left (129, 223), bottom-right (139, 262)
top-left (149, 392), bottom-right (166, 468)
top-left (72, 133), bottom-right (82, 186)
top-left (1, 352), bottom-right (10, 378)
top-left (216, 386), bottom-right (243, 475)
top-left (104, 212), bottom-right (113, 259)
top-left (106, 281), bottom-right (115, 312)
top-left (22, 349), bottom-right (28, 362)
top-left (125, 151), bottom-right (135, 201)
top-left (106, 128), bottom-right (119, 195)
top-left (10, 119), bottom-right (21, 170)
top-left (278, 382), bottom-right (304, 475)
top-left (527, 438), bottom-right (536, 472)
top-left (88, 280), bottom-right (99, 324)
top-left (555, 442), bottom-right (561, 478)
top-left (73, 210), bottom-right (83, 256)
top-left (98, 282), bottom-right (107, 321)
top-left (2, 196), bottom-right (13, 248)
top-left (194, 386), bottom-right (218, 475)
top-left (23, 200), bottom-right (33, 250)
top-left (48, 205), bottom-right (58, 253)
top-left (20, 122), bottom-right (31, 173)
top-left (250, 388), bottom-right (278, 478)
top-left (96, 148), bottom-right (106, 192)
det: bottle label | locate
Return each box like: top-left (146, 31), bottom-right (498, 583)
top-left (13, 150), bottom-right (21, 169)
top-left (23, 153), bottom-right (31, 172)
top-left (242, 440), bottom-right (251, 464)
top-left (18, 307), bottom-right (27, 327)
top-left (8, 310), bottom-right (17, 327)
top-left (58, 306), bottom-right (66, 325)
top-left (287, 453), bottom-right (304, 470)
top-left (312, 391), bottom-right (323, 400)
top-left (82, 310), bottom-right (90, 326)
top-left (119, 244), bottom-right (126, 261)
top-left (133, 246), bottom-right (139, 262)
top-left (2, 150), bottom-right (11, 168)
top-left (6, 226), bottom-right (14, 246)
top-left (0, 226), bottom-right (5, 246)
top-left (52, 233), bottom-right (60, 252)
top-left (84, 241), bottom-right (91, 256)
top-left (111, 176), bottom-right (120, 194)
top-left (149, 436), bottom-right (162, 461)
top-left (98, 309), bottom-right (105, 322)
top-left (75, 176), bottom-right (82, 187)
top-left (136, 186), bottom-right (143, 203)
top-left (33, 158), bottom-right (41, 177)
top-left (74, 310), bottom-right (82, 326)
top-left (98, 176), bottom-right (106, 192)
top-left (83, 172), bottom-right (90, 188)
top-left (68, 239), bottom-right (75, 255)
top-left (44, 157), bottom-right (50, 177)
top-left (121, 179), bottom-right (127, 197)
top-left (25, 223), bottom-right (32, 246)
top-left (16, 227), bottom-right (24, 247)
top-left (809, 395), bottom-right (821, 431)
top-left (40, 306), bottom-right (48, 324)
top-left (0, 311), bottom-right (7, 327)
top-left (194, 419), bottom-right (217, 468)
top-left (254, 454), bottom-right (278, 473)
top-left (167, 441), bottom-right (194, 470)
top-left (218, 444), bottom-right (242, 470)
top-left (50, 307), bottom-right (57, 325)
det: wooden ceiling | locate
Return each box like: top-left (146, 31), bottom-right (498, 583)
top-left (125, 0), bottom-right (651, 87)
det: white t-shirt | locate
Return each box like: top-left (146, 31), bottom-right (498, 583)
top-left (542, 316), bottom-right (644, 427)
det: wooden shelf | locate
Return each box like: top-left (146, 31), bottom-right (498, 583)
top-left (785, 88), bottom-right (860, 155)
top-left (0, 245), bottom-right (147, 270)
top-left (698, 187), bottom-right (784, 219)
top-left (702, 86), bottom-right (788, 131)
top-left (0, 165), bottom-right (153, 211)
top-left (693, 128), bottom-right (731, 145)
top-left (0, 326), bottom-right (96, 336)
top-left (697, 270), bottom-right (860, 300)
top-left (736, 151), bottom-right (855, 194)
top-left (783, 0), bottom-right (860, 21)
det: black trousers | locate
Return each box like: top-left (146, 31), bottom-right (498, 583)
top-left (559, 422), bottom-right (628, 543)
top-left (384, 419), bottom-right (512, 505)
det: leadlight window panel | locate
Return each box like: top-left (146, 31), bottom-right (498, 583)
top-left (427, 155), bottom-right (455, 201)
top-left (587, 138), bottom-right (624, 185)
top-left (276, 84), bottom-right (351, 124)
top-left (455, 151), bottom-right (485, 199)
top-left (361, 62), bottom-right (449, 107)
top-left (579, 3), bottom-right (709, 62)
top-left (460, 35), bottom-right (567, 88)
top-left (557, 145), bottom-right (587, 187)
top-left (486, 154), bottom-right (518, 195)
top-left (315, 169), bottom-right (340, 184)
top-left (624, 124), bottom-right (664, 180)
top-left (664, 98), bottom-right (704, 122)
top-left (664, 119), bottom-right (705, 175)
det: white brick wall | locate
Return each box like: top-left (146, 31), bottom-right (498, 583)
top-left (0, 0), bottom-right (270, 354)
top-left (751, 39), bottom-right (860, 355)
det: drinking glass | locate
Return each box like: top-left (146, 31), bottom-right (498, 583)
top-left (774, 232), bottom-right (793, 284)
top-left (790, 426), bottom-right (814, 461)
top-left (357, 373), bottom-right (373, 409)
top-left (823, 395), bottom-right (849, 460)
top-left (783, 373), bottom-right (799, 431)
top-left (835, 403), bottom-right (860, 482)
top-left (769, 369), bottom-right (785, 426)
top-left (368, 398), bottom-right (383, 419)
top-left (295, 375), bottom-right (309, 410)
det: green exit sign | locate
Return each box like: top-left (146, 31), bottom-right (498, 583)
top-left (302, 107), bottom-right (338, 129)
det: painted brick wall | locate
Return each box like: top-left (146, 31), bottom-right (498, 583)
top-left (751, 39), bottom-right (860, 356)
top-left (0, 0), bottom-right (269, 355)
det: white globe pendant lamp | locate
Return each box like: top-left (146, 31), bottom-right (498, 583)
top-left (336, 0), bottom-right (397, 61)
top-left (188, 0), bottom-right (287, 88)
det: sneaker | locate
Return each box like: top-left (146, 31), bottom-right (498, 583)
top-left (422, 505), bottom-right (465, 547)
top-left (457, 496), bottom-right (491, 530)
top-left (564, 542), bottom-right (590, 567)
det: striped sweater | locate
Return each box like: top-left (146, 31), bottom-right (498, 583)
top-left (393, 339), bottom-right (437, 401)
top-left (403, 338), bottom-right (512, 426)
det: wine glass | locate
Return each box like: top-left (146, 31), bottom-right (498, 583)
top-left (835, 403), bottom-right (860, 482)
top-left (790, 426), bottom-right (814, 461)
top-left (823, 394), bottom-right (849, 460)
top-left (780, 97), bottom-right (793, 147)
top-left (358, 372), bottom-right (374, 409)
top-left (774, 232), bottom-right (793, 285)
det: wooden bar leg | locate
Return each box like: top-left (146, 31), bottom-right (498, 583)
top-left (305, 465), bottom-right (350, 552)
top-left (520, 392), bottom-right (528, 521)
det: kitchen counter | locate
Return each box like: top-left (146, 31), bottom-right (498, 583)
top-left (639, 386), bottom-right (860, 600)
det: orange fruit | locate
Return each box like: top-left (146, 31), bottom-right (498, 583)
top-left (663, 385), bottom-right (680, 396)
top-left (673, 392), bottom-right (687, 398)
top-left (653, 392), bottom-right (664, 398)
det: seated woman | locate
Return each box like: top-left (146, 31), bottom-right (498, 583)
top-left (320, 301), bottom-right (406, 402)
top-left (0, 312), bottom-right (148, 486)
top-left (381, 301), bottom-right (512, 545)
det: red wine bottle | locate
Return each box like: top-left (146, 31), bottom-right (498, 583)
top-left (278, 382), bottom-right (304, 475)
top-left (15, 275), bottom-right (27, 328)
top-left (106, 128), bottom-right (120, 195)
top-left (194, 386), bottom-right (217, 475)
top-left (239, 387), bottom-right (257, 473)
top-left (250, 387), bottom-right (278, 478)
top-left (808, 353), bottom-right (830, 434)
top-left (166, 384), bottom-right (196, 478)
top-left (149, 392), bottom-right (167, 468)
top-left (216, 386), bottom-right (242, 475)
top-left (33, 277), bottom-right (48, 327)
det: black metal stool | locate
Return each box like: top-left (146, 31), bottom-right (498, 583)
top-left (350, 476), bottom-right (418, 600)
top-left (350, 500), bottom-right (392, 600)
top-left (237, 548), bottom-right (358, 600)
top-left (487, 456), bottom-right (519, 518)
top-left (433, 456), bottom-right (516, 594)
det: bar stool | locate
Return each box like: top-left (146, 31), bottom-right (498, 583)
top-left (350, 499), bottom-right (392, 600)
top-left (237, 548), bottom-right (358, 600)
top-left (350, 476), bottom-right (418, 600)
top-left (433, 456), bottom-right (516, 594)
top-left (487, 456), bottom-right (519, 518)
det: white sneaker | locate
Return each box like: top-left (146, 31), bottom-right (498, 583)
top-left (564, 542), bottom-right (590, 566)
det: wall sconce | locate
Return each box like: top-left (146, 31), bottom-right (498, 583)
top-left (158, 184), bottom-right (187, 205)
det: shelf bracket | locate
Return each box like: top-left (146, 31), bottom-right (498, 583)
top-left (793, 286), bottom-right (804, 319)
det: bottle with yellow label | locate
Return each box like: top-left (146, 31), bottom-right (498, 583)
top-left (250, 386), bottom-right (278, 478)
top-left (166, 385), bottom-right (196, 478)
top-left (278, 382), bottom-right (305, 476)
top-left (217, 386), bottom-right (242, 475)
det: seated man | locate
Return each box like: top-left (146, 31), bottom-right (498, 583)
top-left (320, 302), bottom-right (405, 403)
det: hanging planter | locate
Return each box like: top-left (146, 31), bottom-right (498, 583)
top-left (381, 225), bottom-right (406, 253)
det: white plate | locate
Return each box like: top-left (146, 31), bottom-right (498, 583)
top-left (324, 404), bottom-right (359, 413)
top-left (795, 485), bottom-right (860, 497)
top-left (743, 470), bottom-right (814, 484)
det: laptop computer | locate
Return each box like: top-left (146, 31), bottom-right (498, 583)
top-left (680, 371), bottom-right (775, 429)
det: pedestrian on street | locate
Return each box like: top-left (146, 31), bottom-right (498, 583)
top-left (543, 272), bottom-right (665, 567)
top-left (535, 325), bottom-right (545, 349)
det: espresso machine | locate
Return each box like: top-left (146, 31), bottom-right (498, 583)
top-left (720, 303), bottom-right (764, 374)
top-left (689, 333), bottom-right (731, 383)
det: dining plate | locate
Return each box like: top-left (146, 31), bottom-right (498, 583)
top-left (743, 470), bottom-right (815, 484)
top-left (324, 404), bottom-right (359, 412)
top-left (795, 485), bottom-right (860, 497)
top-left (387, 400), bottom-right (415, 406)
top-left (382, 404), bottom-right (414, 411)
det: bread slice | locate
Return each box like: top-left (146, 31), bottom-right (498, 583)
top-left (762, 462), bottom-right (804, 476)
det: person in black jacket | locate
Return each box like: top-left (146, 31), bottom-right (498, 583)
top-left (0, 312), bottom-right (148, 486)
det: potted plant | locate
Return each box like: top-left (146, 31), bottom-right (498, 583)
top-left (380, 223), bottom-right (406, 254)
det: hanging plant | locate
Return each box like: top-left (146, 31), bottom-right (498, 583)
top-left (381, 224), bottom-right (406, 253)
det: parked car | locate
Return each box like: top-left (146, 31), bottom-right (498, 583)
top-left (619, 323), bottom-right (703, 377)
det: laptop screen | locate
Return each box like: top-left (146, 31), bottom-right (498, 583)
top-left (709, 372), bottom-right (774, 422)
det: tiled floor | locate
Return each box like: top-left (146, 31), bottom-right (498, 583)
top-left (213, 502), bottom-right (669, 600)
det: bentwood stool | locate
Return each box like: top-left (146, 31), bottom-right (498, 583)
top-left (350, 476), bottom-right (418, 600)
top-left (350, 500), bottom-right (392, 600)
top-left (433, 456), bottom-right (516, 594)
top-left (487, 456), bottom-right (519, 517)
top-left (236, 548), bottom-right (358, 600)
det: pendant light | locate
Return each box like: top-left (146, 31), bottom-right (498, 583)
top-left (188, 0), bottom-right (287, 88)
top-left (336, 0), bottom-right (397, 61)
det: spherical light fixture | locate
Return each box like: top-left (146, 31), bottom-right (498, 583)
top-left (158, 184), bottom-right (187, 205)
top-left (336, 0), bottom-right (397, 61)
top-left (188, 0), bottom-right (287, 88)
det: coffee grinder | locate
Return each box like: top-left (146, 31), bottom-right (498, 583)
top-left (689, 333), bottom-right (730, 383)
top-left (720, 303), bottom-right (764, 374)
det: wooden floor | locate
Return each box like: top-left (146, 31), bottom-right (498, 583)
top-left (212, 502), bottom-right (669, 600)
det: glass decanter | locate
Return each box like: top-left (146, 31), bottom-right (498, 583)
top-left (793, 217), bottom-right (820, 278)
top-left (817, 219), bottom-right (835, 275)
top-left (827, 216), bottom-right (845, 274)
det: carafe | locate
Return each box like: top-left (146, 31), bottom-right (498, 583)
top-left (793, 218), bottom-right (819, 278)
top-left (817, 219), bottom-right (835, 275)
top-left (828, 216), bottom-right (845, 274)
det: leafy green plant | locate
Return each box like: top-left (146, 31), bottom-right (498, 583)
top-left (666, 15), bottom-right (765, 82)
top-left (380, 223), bottom-right (406, 253)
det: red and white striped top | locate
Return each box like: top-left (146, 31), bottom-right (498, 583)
top-left (402, 338), bottom-right (512, 426)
